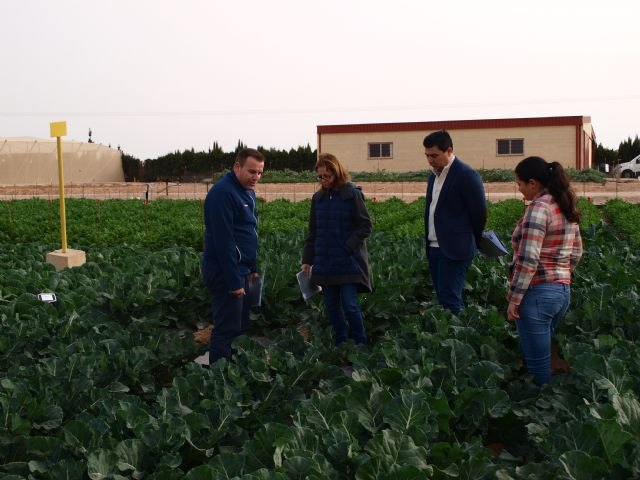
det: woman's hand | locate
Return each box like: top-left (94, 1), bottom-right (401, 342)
top-left (301, 264), bottom-right (312, 277)
top-left (507, 302), bottom-right (519, 322)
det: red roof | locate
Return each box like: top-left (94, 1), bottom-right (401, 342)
top-left (317, 116), bottom-right (591, 134)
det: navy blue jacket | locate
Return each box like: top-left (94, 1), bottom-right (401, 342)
top-left (425, 157), bottom-right (487, 261)
top-left (202, 171), bottom-right (258, 292)
top-left (302, 183), bottom-right (372, 292)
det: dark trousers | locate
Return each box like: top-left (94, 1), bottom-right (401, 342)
top-left (428, 247), bottom-right (472, 315)
top-left (209, 276), bottom-right (251, 364)
top-left (322, 283), bottom-right (367, 345)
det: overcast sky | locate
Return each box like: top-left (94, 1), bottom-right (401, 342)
top-left (1, 0), bottom-right (638, 160)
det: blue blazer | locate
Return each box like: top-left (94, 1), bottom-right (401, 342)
top-left (425, 157), bottom-right (487, 261)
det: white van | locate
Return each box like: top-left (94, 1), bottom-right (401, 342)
top-left (613, 154), bottom-right (640, 178)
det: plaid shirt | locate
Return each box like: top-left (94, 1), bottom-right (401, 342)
top-left (507, 191), bottom-right (583, 306)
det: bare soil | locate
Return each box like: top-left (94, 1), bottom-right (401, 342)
top-left (1, 179), bottom-right (638, 204)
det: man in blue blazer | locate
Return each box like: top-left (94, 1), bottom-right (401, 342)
top-left (423, 130), bottom-right (487, 314)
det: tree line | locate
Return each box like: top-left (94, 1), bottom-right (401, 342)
top-left (121, 141), bottom-right (316, 182)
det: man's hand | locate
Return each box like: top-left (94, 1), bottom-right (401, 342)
top-left (230, 288), bottom-right (245, 297)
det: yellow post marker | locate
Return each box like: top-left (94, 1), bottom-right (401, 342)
top-left (46, 121), bottom-right (86, 271)
top-left (50, 121), bottom-right (68, 251)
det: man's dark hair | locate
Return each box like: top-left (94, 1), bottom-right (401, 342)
top-left (423, 130), bottom-right (453, 151)
top-left (236, 148), bottom-right (265, 166)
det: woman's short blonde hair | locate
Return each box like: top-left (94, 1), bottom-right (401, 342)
top-left (316, 153), bottom-right (351, 188)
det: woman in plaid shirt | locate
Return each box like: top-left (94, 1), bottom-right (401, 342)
top-left (507, 156), bottom-right (583, 385)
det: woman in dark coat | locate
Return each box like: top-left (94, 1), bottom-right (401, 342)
top-left (301, 153), bottom-right (372, 345)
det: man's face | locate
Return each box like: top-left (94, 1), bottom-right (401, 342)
top-left (234, 156), bottom-right (264, 189)
top-left (424, 146), bottom-right (452, 173)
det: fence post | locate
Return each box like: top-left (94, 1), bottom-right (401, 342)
top-left (7, 198), bottom-right (13, 240)
top-left (96, 199), bottom-right (101, 244)
top-left (144, 200), bottom-right (149, 247)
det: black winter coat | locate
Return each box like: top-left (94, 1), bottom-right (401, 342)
top-left (302, 183), bottom-right (372, 292)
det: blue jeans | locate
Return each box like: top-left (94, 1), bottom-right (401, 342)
top-left (322, 284), bottom-right (367, 345)
top-left (516, 283), bottom-right (570, 385)
top-left (209, 276), bottom-right (252, 364)
top-left (428, 247), bottom-right (472, 315)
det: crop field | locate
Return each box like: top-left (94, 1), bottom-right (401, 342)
top-left (1, 197), bottom-right (639, 479)
top-left (1, 179), bottom-right (639, 204)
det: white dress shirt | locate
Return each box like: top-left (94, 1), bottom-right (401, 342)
top-left (427, 155), bottom-right (455, 247)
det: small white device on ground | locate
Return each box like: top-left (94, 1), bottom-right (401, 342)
top-left (38, 293), bottom-right (57, 303)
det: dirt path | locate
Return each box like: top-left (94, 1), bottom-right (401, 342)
top-left (1, 179), bottom-right (639, 204)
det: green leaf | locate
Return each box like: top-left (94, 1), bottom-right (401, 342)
top-left (32, 404), bottom-right (64, 431)
top-left (377, 368), bottom-right (404, 386)
top-left (182, 465), bottom-right (216, 479)
top-left (613, 393), bottom-right (640, 436)
top-left (115, 439), bottom-right (145, 474)
top-left (281, 453), bottom-right (339, 479)
top-left (358, 430), bottom-right (432, 477)
top-left (27, 460), bottom-right (48, 473)
top-left (596, 418), bottom-right (635, 468)
top-left (427, 392), bottom-right (454, 434)
top-left (205, 451), bottom-right (250, 478)
top-left (241, 423), bottom-right (293, 471)
top-left (296, 390), bottom-right (346, 431)
top-left (10, 413), bottom-right (32, 435)
top-left (87, 449), bottom-right (118, 480)
top-left (322, 428), bottom-right (359, 465)
top-left (383, 390), bottom-right (429, 433)
top-left (240, 469), bottom-right (287, 479)
top-left (346, 382), bottom-right (393, 435)
top-left (558, 450), bottom-right (610, 480)
top-left (357, 462), bottom-right (429, 480)
top-left (436, 338), bottom-right (477, 375)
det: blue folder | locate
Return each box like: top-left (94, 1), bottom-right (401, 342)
top-left (478, 230), bottom-right (509, 257)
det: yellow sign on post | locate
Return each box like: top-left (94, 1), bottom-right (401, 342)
top-left (46, 121), bottom-right (86, 271)
top-left (50, 121), bottom-right (68, 252)
top-left (50, 121), bottom-right (67, 138)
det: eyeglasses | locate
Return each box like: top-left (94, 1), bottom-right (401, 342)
top-left (316, 174), bottom-right (333, 180)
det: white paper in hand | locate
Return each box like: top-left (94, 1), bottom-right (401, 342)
top-left (296, 270), bottom-right (322, 302)
top-left (246, 275), bottom-right (264, 307)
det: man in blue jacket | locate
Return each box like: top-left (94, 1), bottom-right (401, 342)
top-left (202, 148), bottom-right (265, 364)
top-left (423, 130), bottom-right (486, 314)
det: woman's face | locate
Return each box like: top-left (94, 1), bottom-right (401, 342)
top-left (516, 176), bottom-right (543, 201)
top-left (316, 166), bottom-right (336, 190)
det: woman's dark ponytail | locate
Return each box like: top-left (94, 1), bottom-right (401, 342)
top-left (546, 161), bottom-right (580, 223)
top-left (515, 157), bottom-right (580, 223)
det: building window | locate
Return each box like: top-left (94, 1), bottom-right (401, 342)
top-left (497, 139), bottom-right (524, 155)
top-left (368, 142), bottom-right (393, 159)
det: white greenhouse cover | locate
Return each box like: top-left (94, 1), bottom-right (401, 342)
top-left (0, 137), bottom-right (124, 185)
